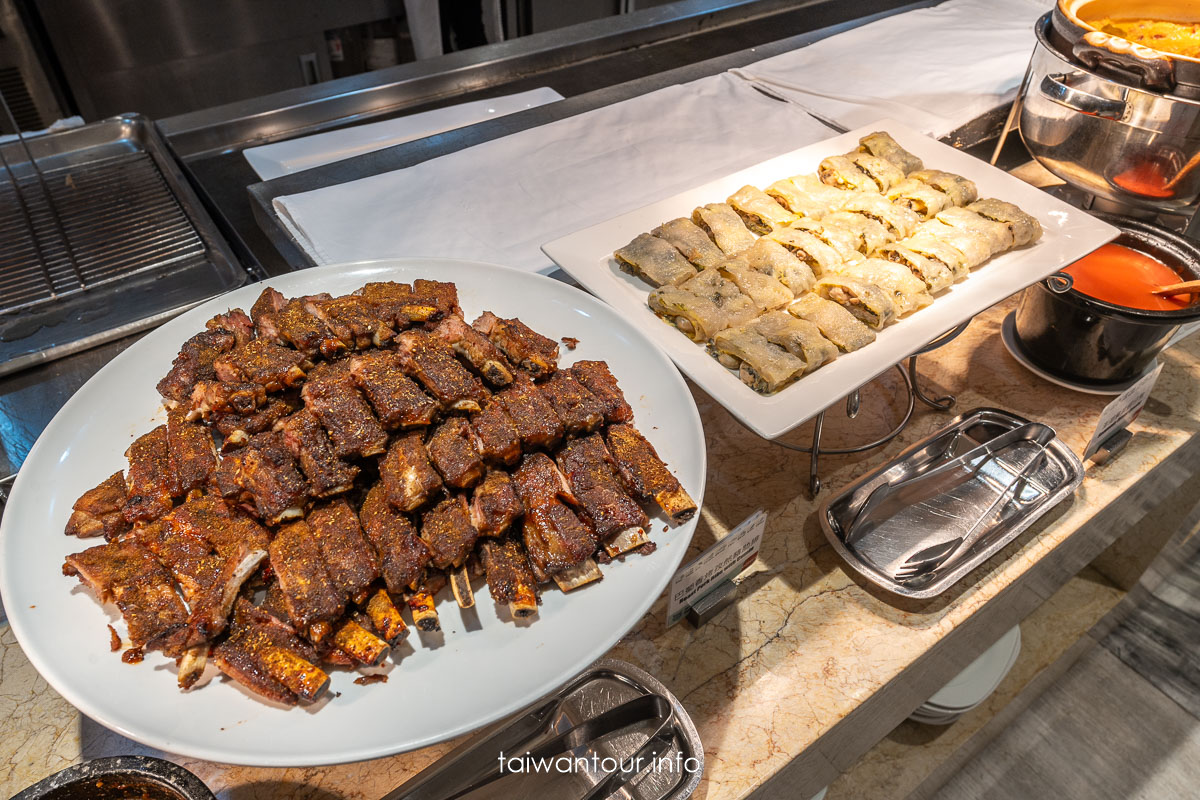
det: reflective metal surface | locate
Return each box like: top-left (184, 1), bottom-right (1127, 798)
top-left (383, 658), bottom-right (703, 800)
top-left (820, 408), bottom-right (1085, 600)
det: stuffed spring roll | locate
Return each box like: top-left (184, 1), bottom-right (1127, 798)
top-left (967, 199), bottom-right (1043, 247)
top-left (711, 326), bottom-right (806, 394)
top-left (648, 268), bottom-right (756, 341)
top-left (886, 178), bottom-right (952, 219)
top-left (718, 258), bottom-right (794, 310)
top-left (877, 243), bottom-right (956, 293)
top-left (787, 293), bottom-right (875, 352)
top-left (768, 226), bottom-right (844, 274)
top-left (819, 155), bottom-right (879, 193)
top-left (840, 193), bottom-right (921, 239)
top-left (813, 275), bottom-right (897, 330)
top-left (766, 174), bottom-right (854, 219)
top-left (821, 211), bottom-right (892, 255)
top-left (682, 268), bottom-right (760, 326)
top-left (789, 217), bottom-right (859, 261)
top-left (614, 233), bottom-right (697, 287)
top-left (913, 221), bottom-right (992, 269)
top-left (848, 153), bottom-right (905, 193)
top-left (897, 234), bottom-right (971, 281)
top-left (857, 131), bottom-right (923, 175)
top-left (750, 311), bottom-right (838, 373)
top-left (826, 258), bottom-right (933, 316)
top-left (934, 207), bottom-right (1014, 255)
top-left (652, 218), bottom-right (727, 268)
top-left (692, 203), bottom-right (757, 255)
top-left (909, 169), bottom-right (978, 207)
top-left (741, 238), bottom-right (816, 293)
top-left (728, 185), bottom-right (796, 234)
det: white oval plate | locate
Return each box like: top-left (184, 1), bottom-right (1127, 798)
top-left (0, 258), bottom-right (706, 767)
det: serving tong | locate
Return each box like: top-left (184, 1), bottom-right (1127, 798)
top-left (847, 422), bottom-right (1056, 583)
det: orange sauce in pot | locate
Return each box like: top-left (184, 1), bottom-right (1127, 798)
top-left (1064, 243), bottom-right (1193, 311)
top-left (1112, 160), bottom-right (1175, 198)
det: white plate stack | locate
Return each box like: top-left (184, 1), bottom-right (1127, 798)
top-left (909, 625), bottom-right (1022, 726)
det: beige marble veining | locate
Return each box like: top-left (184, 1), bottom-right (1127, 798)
top-left (3, 298), bottom-right (1200, 799)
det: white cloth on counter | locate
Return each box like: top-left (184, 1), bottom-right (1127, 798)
top-left (730, 0), bottom-right (1050, 138)
top-left (272, 72), bottom-right (835, 272)
top-left (243, 88), bottom-right (563, 180)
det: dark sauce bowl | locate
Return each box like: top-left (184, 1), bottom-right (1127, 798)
top-left (1014, 214), bottom-right (1200, 384)
top-left (9, 756), bottom-right (214, 800)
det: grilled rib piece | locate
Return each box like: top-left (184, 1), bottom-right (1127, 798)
top-left (360, 482), bottom-right (432, 594)
top-left (421, 495), bottom-right (479, 571)
top-left (469, 469), bottom-right (524, 537)
top-left (213, 340), bottom-right (308, 392)
top-left (302, 362), bottom-right (388, 459)
top-left (279, 410), bottom-right (358, 498)
top-left (569, 360), bottom-right (634, 424)
top-left (206, 309), bottom-right (254, 347)
top-left (412, 279), bottom-right (461, 321)
top-left (213, 396), bottom-right (298, 450)
top-left (479, 538), bottom-right (539, 617)
top-left (65, 471), bottom-right (130, 540)
top-left (187, 380), bottom-right (266, 421)
top-left (355, 280), bottom-right (459, 328)
top-left (538, 370), bottom-right (605, 435)
top-left (123, 425), bottom-right (174, 524)
top-left (365, 588), bottom-right (409, 645)
top-left (156, 328), bottom-right (237, 407)
top-left (250, 286), bottom-right (287, 341)
top-left (332, 618), bottom-right (390, 666)
top-left (379, 431), bottom-right (443, 512)
top-left (394, 330), bottom-right (490, 413)
top-left (433, 315), bottom-right (514, 387)
top-left (305, 293), bottom-right (395, 350)
top-left (212, 599), bottom-right (329, 705)
top-left (512, 453), bottom-right (598, 587)
top-left (251, 287), bottom-right (345, 359)
top-left (427, 417), bottom-right (486, 489)
top-left (605, 424), bottom-right (697, 522)
top-left (167, 409), bottom-right (218, 498)
top-left (472, 312), bottom-right (559, 379)
top-left (557, 434), bottom-right (649, 553)
top-left (496, 373), bottom-right (564, 450)
top-left (307, 499), bottom-right (380, 603)
top-left (348, 350), bottom-right (438, 429)
top-left (238, 431), bottom-right (308, 524)
top-left (63, 540), bottom-right (191, 657)
top-left (152, 495), bottom-right (270, 640)
top-left (471, 400), bottom-right (522, 466)
top-left (269, 520), bottom-right (346, 631)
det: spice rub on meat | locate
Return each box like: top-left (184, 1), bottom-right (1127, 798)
top-left (64, 276), bottom-right (692, 706)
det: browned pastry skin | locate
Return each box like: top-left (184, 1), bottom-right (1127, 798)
top-left (426, 417), bottom-right (486, 489)
top-left (156, 328), bottom-right (236, 406)
top-left (63, 540), bottom-right (192, 656)
top-left (556, 434), bottom-right (648, 541)
top-left (359, 483), bottom-right (432, 594)
top-left (379, 431), bottom-right (444, 512)
top-left (348, 350), bottom-right (439, 429)
top-left (302, 362), bottom-right (389, 459)
top-left (495, 373), bottom-right (564, 450)
top-left (604, 424), bottom-right (697, 522)
top-left (472, 311), bottom-right (559, 379)
top-left (123, 425), bottom-right (174, 524)
top-left (278, 410), bottom-right (359, 498)
top-left (65, 471), bottom-right (130, 540)
top-left (569, 360), bottom-right (634, 424)
top-left (394, 330), bottom-right (490, 412)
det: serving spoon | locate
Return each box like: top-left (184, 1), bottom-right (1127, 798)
top-left (1151, 279), bottom-right (1200, 297)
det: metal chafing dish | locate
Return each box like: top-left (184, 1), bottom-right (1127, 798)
top-left (820, 408), bottom-right (1084, 600)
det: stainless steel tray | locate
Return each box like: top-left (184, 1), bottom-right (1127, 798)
top-left (819, 407), bottom-right (1084, 600)
top-left (383, 658), bottom-right (703, 800)
top-left (0, 114), bottom-right (249, 376)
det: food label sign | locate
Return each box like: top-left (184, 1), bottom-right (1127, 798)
top-left (1083, 363), bottom-right (1163, 461)
top-left (667, 510), bottom-right (766, 627)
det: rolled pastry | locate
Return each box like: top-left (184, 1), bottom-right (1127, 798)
top-left (652, 218), bottom-right (727, 268)
top-left (857, 131), bottom-right (924, 175)
top-left (727, 185), bottom-right (796, 234)
top-left (692, 203), bottom-right (757, 255)
top-left (750, 311), bottom-right (838, 373)
top-left (711, 325), bottom-right (806, 394)
top-left (813, 275), bottom-right (897, 330)
top-left (614, 233), bottom-right (697, 287)
top-left (786, 292), bottom-right (876, 352)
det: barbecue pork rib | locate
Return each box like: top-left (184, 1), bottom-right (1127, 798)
top-left (307, 499), bottom-right (381, 603)
top-left (604, 424), bottom-right (697, 523)
top-left (394, 330), bottom-right (490, 413)
top-left (379, 431), bottom-right (444, 512)
top-left (279, 410), bottom-right (359, 498)
top-left (538, 370), bottom-right (605, 435)
top-left (269, 520), bottom-right (346, 632)
top-left (471, 400), bottom-right (522, 466)
top-left (123, 425), bottom-right (174, 523)
top-left (156, 328), bottom-right (236, 407)
top-left (495, 373), bottom-right (564, 450)
top-left (479, 538), bottom-right (539, 616)
top-left (427, 417), bottom-right (486, 489)
top-left (511, 453), bottom-right (598, 587)
top-left (302, 362), bottom-right (389, 459)
top-left (65, 471), bottom-right (130, 540)
top-left (213, 598), bottom-right (329, 705)
top-left (433, 315), bottom-right (514, 387)
top-left (237, 431), bottom-right (308, 524)
top-left (167, 409), bottom-right (218, 498)
top-left (569, 360), bottom-right (634, 424)
top-left (359, 483), bottom-right (433, 595)
top-left (213, 339), bottom-right (307, 392)
top-left (472, 312), bottom-right (559, 379)
top-left (469, 469), bottom-right (523, 537)
top-left (349, 351), bottom-right (439, 429)
top-left (556, 434), bottom-right (648, 552)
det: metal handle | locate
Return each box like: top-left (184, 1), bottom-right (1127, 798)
top-left (1039, 73), bottom-right (1126, 120)
top-left (1074, 31), bottom-right (1176, 92)
top-left (1045, 272), bottom-right (1074, 294)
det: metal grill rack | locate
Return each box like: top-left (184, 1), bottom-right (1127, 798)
top-left (0, 150), bottom-right (208, 315)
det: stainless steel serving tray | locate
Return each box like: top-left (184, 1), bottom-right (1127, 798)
top-left (0, 114), bottom-right (249, 376)
top-left (819, 408), bottom-right (1085, 600)
top-left (383, 658), bottom-right (703, 800)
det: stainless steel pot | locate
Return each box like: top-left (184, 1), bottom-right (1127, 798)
top-left (1019, 13), bottom-right (1200, 213)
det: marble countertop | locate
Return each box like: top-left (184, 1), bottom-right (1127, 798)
top-left (4, 297), bottom-right (1200, 800)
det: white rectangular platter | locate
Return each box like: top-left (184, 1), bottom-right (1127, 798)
top-left (542, 119), bottom-right (1119, 440)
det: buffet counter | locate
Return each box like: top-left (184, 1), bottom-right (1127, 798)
top-left (4, 298), bottom-right (1197, 799)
